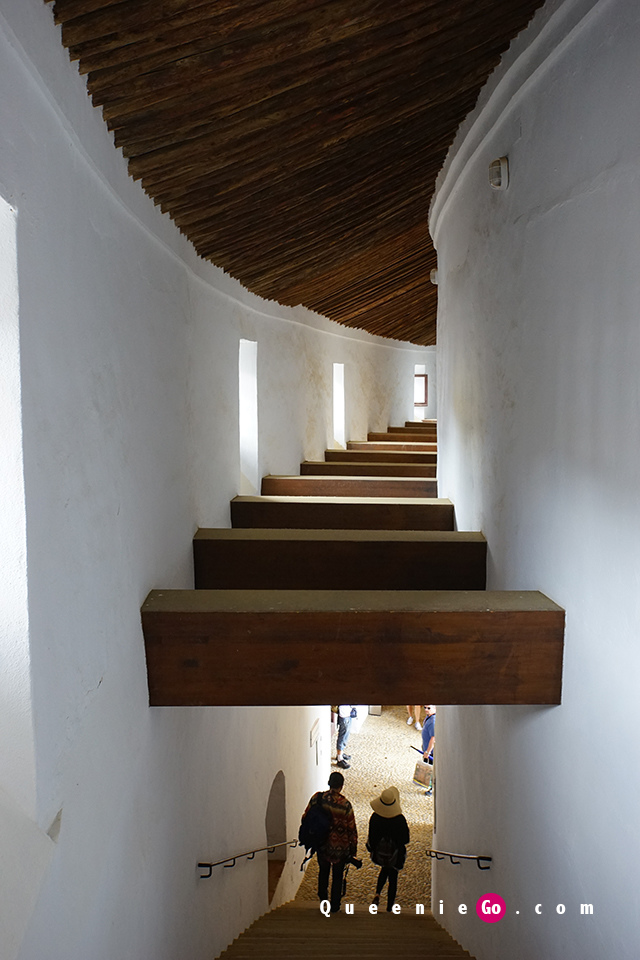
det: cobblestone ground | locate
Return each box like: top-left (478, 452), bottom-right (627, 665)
top-left (296, 705), bottom-right (434, 909)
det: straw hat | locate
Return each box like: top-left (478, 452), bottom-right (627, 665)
top-left (370, 786), bottom-right (402, 818)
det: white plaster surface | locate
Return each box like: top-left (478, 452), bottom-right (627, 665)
top-left (187, 276), bottom-right (435, 528)
top-left (0, 2), bottom-right (433, 957)
top-left (0, 787), bottom-right (54, 960)
top-left (431, 0), bottom-right (640, 956)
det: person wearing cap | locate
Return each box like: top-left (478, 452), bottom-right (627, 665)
top-left (367, 786), bottom-right (410, 912)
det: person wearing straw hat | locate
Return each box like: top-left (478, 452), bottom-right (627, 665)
top-left (367, 786), bottom-right (410, 912)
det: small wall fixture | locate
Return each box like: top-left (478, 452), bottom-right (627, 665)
top-left (489, 156), bottom-right (509, 190)
top-left (430, 268), bottom-right (438, 285)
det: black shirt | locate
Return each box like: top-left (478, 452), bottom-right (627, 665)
top-left (367, 812), bottom-right (410, 869)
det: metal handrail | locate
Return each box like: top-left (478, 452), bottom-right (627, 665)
top-left (426, 848), bottom-right (492, 870)
top-left (198, 839), bottom-right (301, 878)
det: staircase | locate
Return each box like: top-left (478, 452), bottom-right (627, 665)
top-left (142, 419), bottom-right (555, 960)
top-left (215, 900), bottom-right (475, 959)
top-left (141, 419), bottom-right (564, 706)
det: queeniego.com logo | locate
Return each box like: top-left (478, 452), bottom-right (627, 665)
top-left (319, 895), bottom-right (595, 918)
top-left (477, 893), bottom-right (506, 921)
top-left (474, 894), bottom-right (594, 921)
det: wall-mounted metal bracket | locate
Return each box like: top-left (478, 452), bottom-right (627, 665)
top-left (198, 839), bottom-right (301, 878)
top-left (426, 848), bottom-right (492, 870)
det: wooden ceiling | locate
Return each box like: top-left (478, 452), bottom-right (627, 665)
top-left (48, 0), bottom-right (544, 345)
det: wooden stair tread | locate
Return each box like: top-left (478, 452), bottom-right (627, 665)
top-left (230, 496), bottom-right (454, 531)
top-left (142, 589), bottom-right (564, 705)
top-left (143, 588), bottom-right (563, 615)
top-left (368, 432), bottom-right (438, 442)
top-left (348, 441), bottom-right (437, 452)
top-left (193, 529), bottom-right (487, 590)
top-left (325, 450), bottom-right (437, 463)
top-left (301, 460), bottom-right (437, 476)
top-left (195, 529), bottom-right (483, 542)
top-left (231, 495), bottom-right (450, 505)
top-left (261, 475), bottom-right (437, 497)
top-left (265, 473), bottom-right (435, 481)
top-left (394, 424), bottom-right (437, 433)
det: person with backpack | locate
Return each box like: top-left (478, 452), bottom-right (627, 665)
top-left (366, 786), bottom-right (410, 912)
top-left (299, 771), bottom-right (358, 914)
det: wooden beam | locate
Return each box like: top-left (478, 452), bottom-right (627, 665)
top-left (193, 529), bottom-right (486, 591)
top-left (260, 474), bottom-right (437, 498)
top-left (300, 460), bottom-right (437, 477)
top-left (230, 495), bottom-right (454, 530)
top-left (141, 589), bottom-right (565, 705)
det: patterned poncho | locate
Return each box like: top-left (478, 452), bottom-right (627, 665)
top-left (305, 788), bottom-right (358, 865)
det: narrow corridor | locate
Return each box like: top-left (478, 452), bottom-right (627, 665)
top-left (295, 705), bottom-right (435, 908)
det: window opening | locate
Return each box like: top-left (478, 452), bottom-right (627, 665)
top-left (238, 339), bottom-right (259, 494)
top-left (0, 195), bottom-right (37, 815)
top-left (333, 362), bottom-right (346, 448)
top-left (414, 365), bottom-right (428, 420)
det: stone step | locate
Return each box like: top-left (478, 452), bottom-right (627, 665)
top-left (218, 909), bottom-right (472, 958)
top-left (261, 474), bottom-right (437, 498)
top-left (217, 900), bottom-right (474, 958)
top-left (193, 529), bottom-right (486, 591)
top-left (230, 496), bottom-right (454, 530)
top-left (141, 589), bottom-right (564, 706)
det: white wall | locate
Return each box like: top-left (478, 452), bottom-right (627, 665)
top-left (0, 2), bottom-right (432, 958)
top-left (187, 272), bottom-right (433, 527)
top-left (430, 0), bottom-right (640, 957)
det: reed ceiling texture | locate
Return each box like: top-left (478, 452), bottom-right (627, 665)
top-left (48, 0), bottom-right (544, 345)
